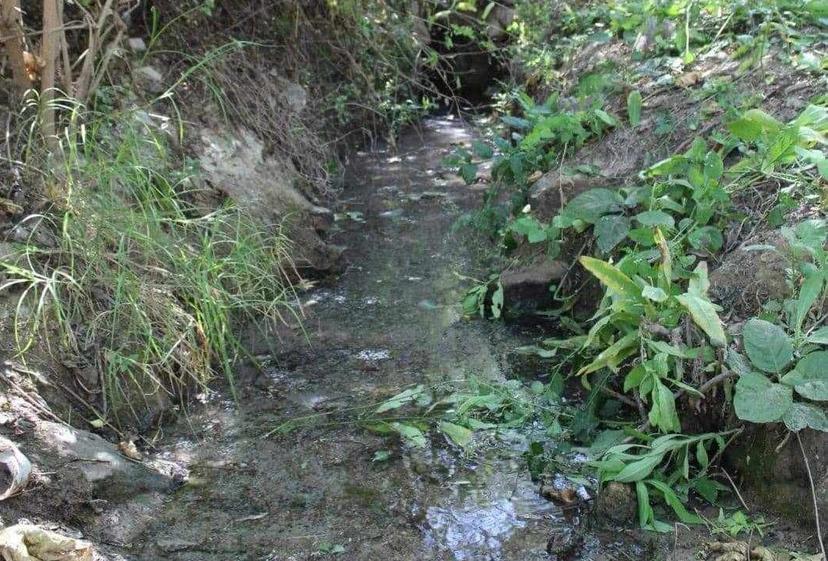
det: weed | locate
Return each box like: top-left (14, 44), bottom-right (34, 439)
top-left (0, 98), bottom-right (297, 428)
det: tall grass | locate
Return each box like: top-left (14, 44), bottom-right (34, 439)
top-left (0, 94), bottom-right (298, 429)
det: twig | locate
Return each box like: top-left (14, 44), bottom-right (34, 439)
top-left (599, 386), bottom-right (640, 411)
top-left (722, 468), bottom-right (750, 512)
top-left (797, 431), bottom-right (826, 560)
top-left (696, 370), bottom-right (737, 396)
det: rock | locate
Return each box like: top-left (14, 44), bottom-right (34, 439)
top-left (485, 4), bottom-right (515, 41)
top-left (127, 37), bottom-right (147, 52)
top-left (156, 536), bottom-right (202, 553)
top-left (278, 80), bottom-right (307, 114)
top-left (198, 127), bottom-right (342, 271)
top-left (546, 526), bottom-right (583, 561)
top-left (33, 421), bottom-right (173, 500)
top-left (133, 66), bottom-right (164, 94)
top-left (593, 482), bottom-right (636, 524)
top-left (0, 524), bottom-right (94, 561)
top-left (500, 259), bottom-right (566, 314)
top-left (709, 234), bottom-right (791, 319)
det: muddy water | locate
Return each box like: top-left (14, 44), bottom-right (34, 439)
top-left (126, 118), bottom-right (623, 561)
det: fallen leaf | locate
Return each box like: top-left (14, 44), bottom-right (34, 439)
top-left (676, 71), bottom-right (701, 88)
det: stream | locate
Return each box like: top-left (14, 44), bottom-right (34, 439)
top-left (125, 117), bottom-right (647, 561)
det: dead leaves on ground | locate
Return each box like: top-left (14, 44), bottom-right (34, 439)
top-left (707, 542), bottom-right (824, 561)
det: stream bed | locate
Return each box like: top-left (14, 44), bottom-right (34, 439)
top-left (123, 117), bottom-right (651, 561)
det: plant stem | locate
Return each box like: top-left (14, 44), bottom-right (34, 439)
top-left (796, 432), bottom-right (826, 559)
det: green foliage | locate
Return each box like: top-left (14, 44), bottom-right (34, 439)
top-left (627, 90), bottom-right (642, 127)
top-left (731, 221), bottom-right (828, 432)
top-left (594, 432), bottom-right (732, 531)
top-left (461, 274), bottom-right (504, 319)
top-left (1, 101), bottom-right (296, 427)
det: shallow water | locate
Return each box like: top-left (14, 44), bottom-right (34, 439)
top-left (122, 117), bottom-right (640, 561)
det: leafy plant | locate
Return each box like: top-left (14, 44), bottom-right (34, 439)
top-left (594, 431), bottom-right (734, 532)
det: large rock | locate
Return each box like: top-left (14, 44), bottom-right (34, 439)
top-left (198, 127), bottom-right (342, 271)
top-left (30, 421), bottom-right (173, 501)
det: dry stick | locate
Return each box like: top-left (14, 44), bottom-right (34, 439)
top-left (797, 432), bottom-right (827, 560)
top-left (74, 0), bottom-right (115, 101)
top-left (721, 468), bottom-right (750, 512)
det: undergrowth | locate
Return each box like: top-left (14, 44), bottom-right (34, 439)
top-left (1, 94), bottom-right (297, 430)
top-left (435, 0), bottom-right (828, 534)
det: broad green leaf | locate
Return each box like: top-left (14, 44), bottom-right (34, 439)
top-left (459, 163), bottom-right (478, 184)
top-left (761, 125), bottom-right (799, 173)
top-left (561, 188), bottom-right (623, 224)
top-left (647, 480), bottom-right (703, 525)
top-left (391, 422), bottom-right (427, 448)
top-left (509, 216), bottom-right (548, 244)
top-left (624, 364), bottom-right (647, 392)
top-left (642, 285), bottom-right (668, 303)
top-left (577, 331), bottom-right (639, 376)
top-left (491, 282), bottom-right (504, 319)
top-left (728, 109), bottom-right (782, 142)
top-left (648, 339), bottom-right (701, 359)
top-left (703, 151), bottom-right (724, 180)
top-left (613, 452), bottom-right (664, 483)
top-left (439, 421), bottom-right (473, 448)
top-left (650, 379), bottom-right (680, 433)
top-left (793, 272), bottom-right (824, 333)
top-left (781, 351), bottom-right (828, 401)
top-left (579, 256), bottom-right (642, 301)
top-left (733, 372), bottom-right (793, 423)
top-left (635, 210), bottom-right (675, 229)
top-left (471, 140), bottom-right (493, 158)
top-left (686, 261), bottom-right (711, 296)
top-left (692, 477), bottom-right (724, 504)
top-left (594, 215), bottom-right (630, 253)
top-left (742, 318), bottom-right (794, 373)
top-left (627, 90), bottom-right (642, 127)
top-left (645, 155), bottom-right (688, 177)
top-left (696, 441), bottom-right (709, 469)
top-left (375, 385), bottom-right (425, 413)
top-left (636, 481), bottom-right (652, 528)
top-left (594, 108), bottom-right (617, 126)
top-left (676, 293), bottom-right (726, 347)
top-left (808, 326), bottom-right (828, 345)
top-left (688, 226), bottom-right (724, 253)
top-left (783, 402), bottom-right (828, 432)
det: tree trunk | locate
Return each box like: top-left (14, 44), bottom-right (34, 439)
top-left (0, 0), bottom-right (30, 93)
top-left (40, 0), bottom-right (61, 148)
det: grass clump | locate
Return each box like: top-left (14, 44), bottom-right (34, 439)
top-left (1, 97), bottom-right (297, 430)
